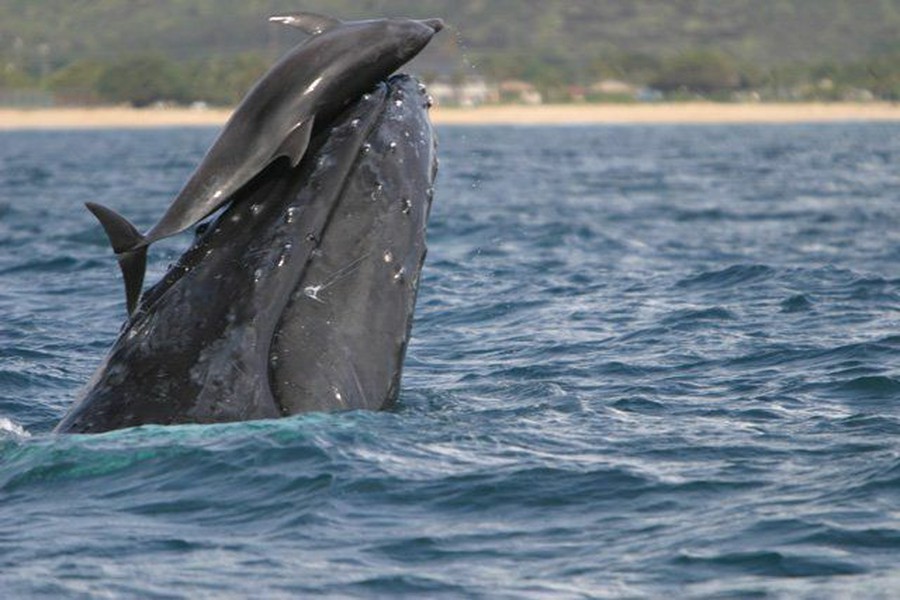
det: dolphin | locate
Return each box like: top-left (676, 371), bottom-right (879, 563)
top-left (86, 13), bottom-right (443, 315)
top-left (55, 75), bottom-right (437, 434)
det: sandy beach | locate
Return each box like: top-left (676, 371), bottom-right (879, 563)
top-left (431, 102), bottom-right (900, 125)
top-left (1, 102), bottom-right (899, 130)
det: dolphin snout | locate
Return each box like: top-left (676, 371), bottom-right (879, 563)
top-left (420, 18), bottom-right (445, 33)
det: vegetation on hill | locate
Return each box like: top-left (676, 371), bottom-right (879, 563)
top-left (1, 0), bottom-right (899, 105)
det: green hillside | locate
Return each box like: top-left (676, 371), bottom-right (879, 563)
top-left (2, 0), bottom-right (899, 104)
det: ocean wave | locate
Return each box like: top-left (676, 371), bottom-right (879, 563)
top-left (2, 123), bottom-right (900, 597)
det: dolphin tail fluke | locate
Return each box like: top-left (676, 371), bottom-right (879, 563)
top-left (85, 202), bottom-right (148, 316)
top-left (116, 246), bottom-right (148, 316)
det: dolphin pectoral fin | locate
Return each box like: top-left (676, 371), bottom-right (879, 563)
top-left (268, 12), bottom-right (342, 35)
top-left (276, 118), bottom-right (315, 168)
top-left (85, 202), bottom-right (148, 316)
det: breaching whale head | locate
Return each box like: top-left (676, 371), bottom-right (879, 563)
top-left (55, 75), bottom-right (437, 434)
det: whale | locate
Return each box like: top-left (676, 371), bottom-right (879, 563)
top-left (86, 13), bottom-right (443, 314)
top-left (55, 75), bottom-right (436, 434)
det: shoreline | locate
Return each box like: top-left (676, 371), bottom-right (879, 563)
top-left (1, 102), bottom-right (899, 130)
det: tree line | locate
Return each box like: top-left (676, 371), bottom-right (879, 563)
top-left (2, 48), bottom-right (899, 107)
top-left (1, 53), bottom-right (270, 107)
top-left (475, 48), bottom-right (900, 103)
top-left (2, 0), bottom-right (900, 105)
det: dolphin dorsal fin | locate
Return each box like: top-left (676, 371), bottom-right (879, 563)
top-left (268, 12), bottom-right (343, 36)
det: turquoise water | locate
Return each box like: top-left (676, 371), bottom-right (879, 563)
top-left (1, 123), bottom-right (899, 598)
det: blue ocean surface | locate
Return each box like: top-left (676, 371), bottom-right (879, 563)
top-left (1, 122), bottom-right (899, 598)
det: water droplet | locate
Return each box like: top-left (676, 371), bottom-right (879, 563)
top-left (306, 232), bottom-right (318, 243)
top-left (401, 198), bottom-right (412, 214)
top-left (230, 214), bottom-right (241, 223)
top-left (383, 251), bottom-right (394, 263)
top-left (350, 118), bottom-right (360, 128)
top-left (394, 99), bottom-right (403, 107)
top-left (388, 141), bottom-right (398, 151)
top-left (285, 207), bottom-right (298, 224)
top-left (250, 204), bottom-right (262, 216)
top-left (362, 143), bottom-right (372, 154)
top-left (393, 267), bottom-right (405, 283)
top-left (253, 268), bottom-right (263, 283)
top-left (425, 95), bottom-right (435, 108)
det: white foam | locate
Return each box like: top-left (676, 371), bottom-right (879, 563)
top-left (0, 417), bottom-right (30, 438)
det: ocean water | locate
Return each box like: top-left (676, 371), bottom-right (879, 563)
top-left (1, 122), bottom-right (899, 598)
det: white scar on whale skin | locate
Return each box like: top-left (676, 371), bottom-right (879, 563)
top-left (303, 253), bottom-right (371, 303)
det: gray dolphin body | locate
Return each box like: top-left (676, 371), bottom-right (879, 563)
top-left (87, 13), bottom-right (443, 314)
top-left (55, 75), bottom-right (436, 434)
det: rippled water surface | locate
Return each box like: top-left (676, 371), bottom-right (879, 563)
top-left (1, 123), bottom-right (899, 598)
